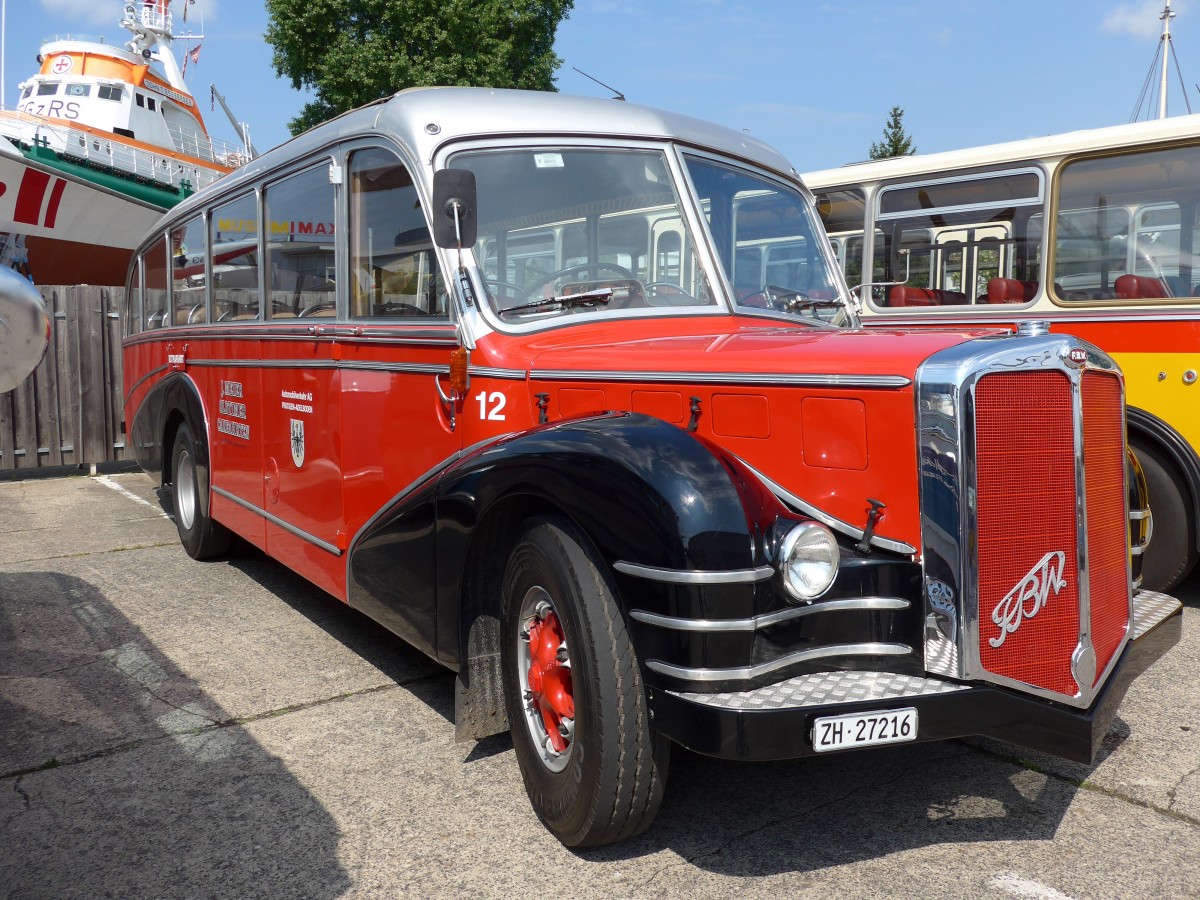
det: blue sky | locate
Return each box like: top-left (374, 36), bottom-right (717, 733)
top-left (3, 0), bottom-right (1198, 171)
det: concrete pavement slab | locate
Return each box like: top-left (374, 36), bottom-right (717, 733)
top-left (2, 472), bottom-right (1198, 898)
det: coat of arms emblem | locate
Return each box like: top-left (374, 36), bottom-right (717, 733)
top-left (290, 418), bottom-right (305, 467)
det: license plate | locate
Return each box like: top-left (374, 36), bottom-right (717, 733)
top-left (811, 707), bottom-right (918, 752)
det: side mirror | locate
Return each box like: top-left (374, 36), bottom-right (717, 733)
top-left (431, 169), bottom-right (477, 249)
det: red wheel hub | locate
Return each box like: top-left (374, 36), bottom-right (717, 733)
top-left (526, 610), bottom-right (574, 753)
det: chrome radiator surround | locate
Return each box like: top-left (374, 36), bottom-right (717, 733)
top-left (915, 331), bottom-right (1133, 709)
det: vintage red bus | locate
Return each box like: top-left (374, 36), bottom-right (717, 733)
top-left (123, 88), bottom-right (1182, 847)
top-left (803, 116), bottom-right (1200, 592)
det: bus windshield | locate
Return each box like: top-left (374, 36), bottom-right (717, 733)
top-left (684, 154), bottom-right (848, 325)
top-left (449, 146), bottom-right (847, 325)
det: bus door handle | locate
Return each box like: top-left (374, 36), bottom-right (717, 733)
top-left (435, 370), bottom-right (468, 432)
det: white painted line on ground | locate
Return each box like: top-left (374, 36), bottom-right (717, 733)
top-left (988, 873), bottom-right (1076, 900)
top-left (94, 474), bottom-right (173, 520)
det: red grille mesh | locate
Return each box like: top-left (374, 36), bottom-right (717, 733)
top-left (1083, 371), bottom-right (1130, 681)
top-left (975, 372), bottom-right (1080, 696)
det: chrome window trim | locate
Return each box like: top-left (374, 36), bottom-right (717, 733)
top-left (874, 166), bottom-right (1045, 222)
top-left (629, 597), bottom-right (910, 632)
top-left (915, 332), bottom-right (1132, 709)
top-left (614, 561), bottom-right (773, 585)
top-left (646, 642), bottom-right (912, 682)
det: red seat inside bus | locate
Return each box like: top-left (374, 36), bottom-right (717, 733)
top-left (887, 286), bottom-right (967, 307)
top-left (1115, 274), bottom-right (1168, 299)
top-left (985, 278), bottom-right (1037, 303)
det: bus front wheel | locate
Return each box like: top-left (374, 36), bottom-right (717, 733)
top-left (500, 516), bottom-right (668, 847)
top-left (170, 423), bottom-right (231, 560)
top-left (1134, 441), bottom-right (1197, 592)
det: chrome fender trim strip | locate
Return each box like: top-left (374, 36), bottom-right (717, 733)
top-left (646, 642), bottom-right (912, 682)
top-left (614, 561), bottom-right (773, 584)
top-left (629, 597), bottom-right (910, 633)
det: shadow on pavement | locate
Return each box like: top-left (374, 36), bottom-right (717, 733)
top-left (0, 570), bottom-right (352, 898)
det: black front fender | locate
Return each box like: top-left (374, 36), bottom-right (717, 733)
top-left (433, 413), bottom-right (780, 667)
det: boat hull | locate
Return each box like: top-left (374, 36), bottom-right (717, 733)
top-left (1, 139), bottom-right (163, 285)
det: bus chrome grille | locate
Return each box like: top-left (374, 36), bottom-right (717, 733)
top-left (1082, 370), bottom-right (1131, 682)
top-left (972, 369), bottom-right (1130, 699)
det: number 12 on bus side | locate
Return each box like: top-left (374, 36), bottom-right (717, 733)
top-left (812, 707), bottom-right (918, 752)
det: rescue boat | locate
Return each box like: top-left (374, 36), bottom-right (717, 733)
top-left (0, 0), bottom-right (248, 285)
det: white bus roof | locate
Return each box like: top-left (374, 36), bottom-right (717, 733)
top-left (170, 86), bottom-right (798, 219)
top-left (801, 114), bottom-right (1200, 188)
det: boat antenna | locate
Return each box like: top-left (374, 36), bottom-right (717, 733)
top-left (1130, 0), bottom-right (1192, 120)
top-left (571, 67), bottom-right (625, 101)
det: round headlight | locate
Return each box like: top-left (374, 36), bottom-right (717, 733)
top-left (780, 522), bottom-right (839, 602)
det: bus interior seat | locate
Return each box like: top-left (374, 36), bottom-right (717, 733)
top-left (1115, 274), bottom-right (1167, 299)
top-left (888, 286), bottom-right (967, 307)
top-left (298, 301), bottom-right (336, 317)
top-left (985, 278), bottom-right (1037, 303)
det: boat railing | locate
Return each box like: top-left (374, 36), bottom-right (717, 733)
top-left (0, 106), bottom-right (244, 195)
top-left (164, 122), bottom-right (249, 167)
top-left (124, 3), bottom-right (174, 37)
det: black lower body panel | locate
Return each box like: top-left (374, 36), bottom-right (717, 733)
top-left (648, 594), bottom-right (1182, 764)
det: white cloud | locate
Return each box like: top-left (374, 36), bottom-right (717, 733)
top-left (39, 0), bottom-right (118, 28)
top-left (1104, 1), bottom-right (1189, 39)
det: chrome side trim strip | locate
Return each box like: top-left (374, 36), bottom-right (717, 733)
top-left (737, 460), bottom-right (918, 555)
top-left (630, 597), bottom-right (910, 632)
top-left (646, 642), bottom-right (912, 682)
top-left (188, 359), bottom-right (339, 369)
top-left (614, 561), bottom-right (773, 584)
top-left (211, 486), bottom-right (342, 556)
top-left (187, 359), bottom-right (449, 376)
top-left (468, 366), bottom-right (528, 380)
top-left (531, 369), bottom-right (911, 389)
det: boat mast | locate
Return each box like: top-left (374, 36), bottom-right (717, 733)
top-left (121, 0), bottom-right (189, 92)
top-left (1159, 0), bottom-right (1175, 119)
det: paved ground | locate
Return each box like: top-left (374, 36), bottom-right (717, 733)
top-left (1, 472), bottom-right (1198, 899)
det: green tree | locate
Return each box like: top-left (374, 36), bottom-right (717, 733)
top-left (265, 0), bottom-right (575, 135)
top-left (869, 106), bottom-right (916, 159)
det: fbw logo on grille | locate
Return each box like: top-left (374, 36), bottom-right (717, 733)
top-left (990, 550), bottom-right (1068, 648)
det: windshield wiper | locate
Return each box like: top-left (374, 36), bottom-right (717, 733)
top-left (499, 288), bottom-right (613, 315)
top-left (762, 285), bottom-right (846, 313)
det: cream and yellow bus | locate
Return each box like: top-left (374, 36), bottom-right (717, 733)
top-left (803, 116), bottom-right (1200, 591)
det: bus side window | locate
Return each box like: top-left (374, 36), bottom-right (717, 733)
top-left (143, 235), bottom-right (169, 329)
top-left (171, 216), bottom-right (207, 325)
top-left (264, 165), bottom-right (336, 319)
top-left (210, 193), bottom-right (261, 321)
top-left (349, 148), bottom-right (446, 319)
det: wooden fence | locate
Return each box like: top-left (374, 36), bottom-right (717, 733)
top-left (1, 286), bottom-right (127, 472)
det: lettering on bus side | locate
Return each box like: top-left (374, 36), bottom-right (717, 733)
top-left (217, 380), bottom-right (250, 440)
top-left (280, 389), bottom-right (314, 414)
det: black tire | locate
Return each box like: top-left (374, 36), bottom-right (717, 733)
top-left (500, 516), bottom-right (668, 847)
top-left (170, 422), bottom-right (231, 560)
top-left (1134, 441), bottom-right (1197, 592)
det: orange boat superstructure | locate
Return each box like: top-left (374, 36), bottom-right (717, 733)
top-left (0, 0), bottom-right (247, 284)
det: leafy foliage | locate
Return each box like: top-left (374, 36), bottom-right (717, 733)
top-left (265, 0), bottom-right (575, 135)
top-left (869, 106), bottom-right (916, 159)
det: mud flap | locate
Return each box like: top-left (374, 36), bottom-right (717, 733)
top-left (454, 614), bottom-right (508, 742)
